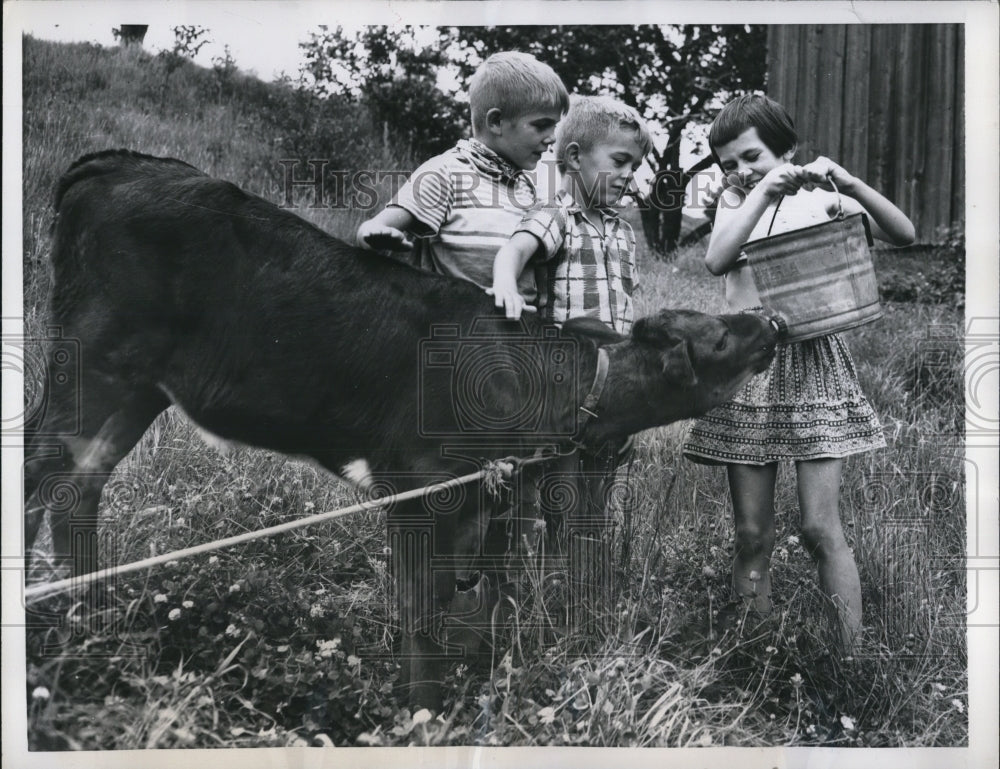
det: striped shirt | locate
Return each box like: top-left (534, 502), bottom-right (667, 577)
top-left (517, 189), bottom-right (639, 335)
top-left (389, 138), bottom-right (542, 300)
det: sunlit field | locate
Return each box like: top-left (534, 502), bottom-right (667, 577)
top-left (21, 37), bottom-right (967, 748)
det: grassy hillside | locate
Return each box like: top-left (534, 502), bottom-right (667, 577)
top-left (21, 36), bottom-right (967, 749)
top-left (22, 36), bottom-right (412, 328)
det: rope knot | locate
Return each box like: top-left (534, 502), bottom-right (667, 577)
top-left (482, 458), bottom-right (515, 497)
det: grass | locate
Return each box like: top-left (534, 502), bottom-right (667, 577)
top-left (20, 36), bottom-right (968, 749)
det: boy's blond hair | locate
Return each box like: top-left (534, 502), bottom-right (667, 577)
top-left (555, 95), bottom-right (652, 172)
top-left (469, 51), bottom-right (570, 135)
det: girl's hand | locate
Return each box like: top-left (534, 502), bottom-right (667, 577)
top-left (800, 157), bottom-right (915, 245)
top-left (758, 163), bottom-right (808, 198)
top-left (800, 157), bottom-right (858, 194)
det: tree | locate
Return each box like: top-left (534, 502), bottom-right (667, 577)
top-left (299, 25), bottom-right (766, 253)
top-left (113, 25), bottom-right (148, 47)
top-left (301, 26), bottom-right (467, 158)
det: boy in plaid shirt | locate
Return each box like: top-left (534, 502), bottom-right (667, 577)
top-left (489, 96), bottom-right (652, 624)
top-left (489, 95), bottom-right (651, 335)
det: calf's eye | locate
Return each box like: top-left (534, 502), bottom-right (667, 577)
top-left (715, 332), bottom-right (729, 351)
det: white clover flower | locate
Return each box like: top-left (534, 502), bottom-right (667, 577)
top-left (315, 637), bottom-right (342, 658)
top-left (790, 673), bottom-right (804, 686)
top-left (411, 709), bottom-right (432, 726)
top-left (208, 556), bottom-right (219, 565)
top-left (168, 608), bottom-right (182, 621)
top-left (840, 715), bottom-right (856, 731)
top-left (31, 686), bottom-right (50, 700)
top-left (537, 706), bottom-right (556, 725)
top-left (182, 600), bottom-right (194, 609)
top-left (225, 623), bottom-right (239, 637)
top-left (229, 582), bottom-right (241, 593)
top-left (153, 593), bottom-right (168, 604)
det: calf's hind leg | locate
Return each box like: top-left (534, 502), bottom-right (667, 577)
top-left (24, 382), bottom-right (168, 578)
top-left (388, 494), bottom-right (461, 712)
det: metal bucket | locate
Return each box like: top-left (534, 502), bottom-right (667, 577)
top-left (740, 188), bottom-right (881, 343)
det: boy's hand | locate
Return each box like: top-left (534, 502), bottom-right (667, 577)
top-left (356, 222), bottom-right (414, 252)
top-left (486, 282), bottom-right (537, 320)
top-left (758, 163), bottom-right (809, 198)
top-left (799, 157), bottom-right (858, 194)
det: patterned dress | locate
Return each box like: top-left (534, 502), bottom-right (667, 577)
top-left (682, 194), bottom-right (886, 465)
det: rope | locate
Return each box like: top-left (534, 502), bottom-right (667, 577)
top-left (24, 447), bottom-right (602, 604)
top-left (24, 465), bottom-right (496, 604)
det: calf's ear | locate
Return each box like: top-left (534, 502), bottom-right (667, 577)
top-left (663, 340), bottom-right (697, 386)
top-left (632, 313), bottom-right (680, 347)
top-left (561, 317), bottom-right (625, 347)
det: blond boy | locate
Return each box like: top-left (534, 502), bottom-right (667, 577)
top-left (357, 51), bottom-right (569, 306)
top-left (489, 95), bottom-right (652, 335)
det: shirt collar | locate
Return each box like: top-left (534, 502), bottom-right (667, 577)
top-left (457, 138), bottom-right (527, 185)
top-left (554, 188), bottom-right (621, 226)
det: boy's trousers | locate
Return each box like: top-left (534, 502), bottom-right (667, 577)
top-left (444, 437), bottom-right (633, 657)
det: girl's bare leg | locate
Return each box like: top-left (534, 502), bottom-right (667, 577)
top-left (728, 463), bottom-right (778, 614)
top-left (796, 458), bottom-right (862, 651)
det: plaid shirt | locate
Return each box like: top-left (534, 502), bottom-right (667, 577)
top-left (389, 139), bottom-right (541, 297)
top-left (516, 189), bottom-right (638, 335)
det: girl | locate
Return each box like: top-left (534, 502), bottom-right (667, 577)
top-left (683, 94), bottom-right (915, 651)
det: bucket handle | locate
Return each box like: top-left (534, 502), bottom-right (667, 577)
top-left (766, 172), bottom-right (845, 237)
top-left (828, 174), bottom-right (846, 220)
top-left (828, 174), bottom-right (874, 246)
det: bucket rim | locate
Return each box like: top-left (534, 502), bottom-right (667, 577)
top-left (741, 211), bottom-right (872, 252)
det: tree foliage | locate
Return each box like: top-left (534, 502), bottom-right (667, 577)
top-left (301, 26), bottom-right (467, 158)
top-left (299, 25), bottom-right (766, 253)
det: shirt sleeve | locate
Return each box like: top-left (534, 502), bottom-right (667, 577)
top-left (514, 205), bottom-right (567, 262)
top-left (620, 218), bottom-right (639, 289)
top-left (389, 154), bottom-right (454, 234)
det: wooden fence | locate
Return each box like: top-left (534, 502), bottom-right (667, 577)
top-left (767, 25), bottom-right (964, 244)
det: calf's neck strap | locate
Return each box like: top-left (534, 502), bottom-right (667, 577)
top-left (579, 347), bottom-right (609, 421)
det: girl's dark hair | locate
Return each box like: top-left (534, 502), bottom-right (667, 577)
top-left (708, 94), bottom-right (798, 168)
